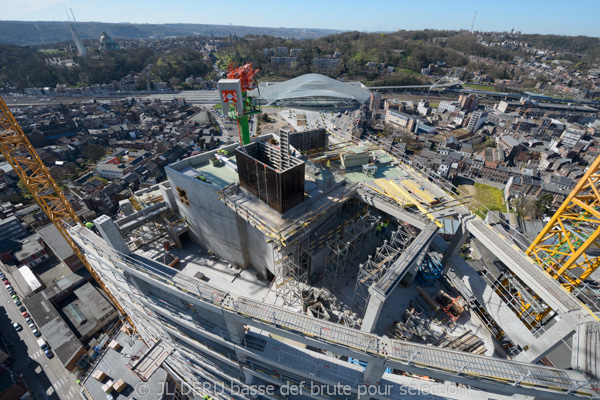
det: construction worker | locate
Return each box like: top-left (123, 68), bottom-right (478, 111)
top-left (382, 219), bottom-right (389, 233)
top-left (376, 222), bottom-right (383, 235)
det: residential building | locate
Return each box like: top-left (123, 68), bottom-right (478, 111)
top-left (370, 92), bottom-right (382, 111)
top-left (312, 57), bottom-right (340, 71)
top-left (466, 111), bottom-right (487, 132)
top-left (459, 93), bottom-right (480, 111)
top-left (385, 110), bottom-right (417, 132)
top-left (14, 235), bottom-right (48, 267)
top-left (0, 216), bottom-right (28, 241)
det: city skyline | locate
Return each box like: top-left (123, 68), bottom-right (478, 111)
top-left (4, 0), bottom-right (600, 38)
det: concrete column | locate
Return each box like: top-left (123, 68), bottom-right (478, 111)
top-left (159, 181), bottom-right (178, 212)
top-left (242, 368), bottom-right (255, 385)
top-left (441, 222), bottom-right (469, 270)
top-left (361, 291), bottom-right (386, 333)
top-left (94, 215), bottom-right (131, 255)
top-left (128, 273), bottom-right (148, 295)
top-left (223, 312), bottom-right (246, 344)
top-left (514, 318), bottom-right (576, 363)
top-left (363, 359), bottom-right (387, 385)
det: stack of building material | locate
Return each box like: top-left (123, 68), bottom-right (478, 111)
top-left (108, 340), bottom-right (121, 351)
top-left (441, 330), bottom-right (486, 355)
top-left (92, 370), bottom-right (106, 381)
top-left (112, 379), bottom-right (127, 393)
top-left (102, 380), bottom-right (114, 393)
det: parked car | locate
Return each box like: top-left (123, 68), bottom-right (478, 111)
top-left (11, 295), bottom-right (19, 301)
top-left (5, 285), bottom-right (13, 291)
top-left (13, 300), bottom-right (21, 306)
top-left (31, 328), bottom-right (41, 337)
top-left (44, 350), bottom-right (54, 359)
top-left (21, 312), bottom-right (29, 318)
top-left (25, 317), bottom-right (32, 325)
top-left (12, 322), bottom-right (22, 332)
top-left (18, 306), bottom-right (26, 313)
top-left (0, 272), bottom-right (6, 279)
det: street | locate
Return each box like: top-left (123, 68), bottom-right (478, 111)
top-left (0, 263), bottom-right (80, 400)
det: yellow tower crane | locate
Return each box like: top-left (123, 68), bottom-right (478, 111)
top-left (0, 96), bottom-right (135, 331)
top-left (528, 155), bottom-right (600, 288)
top-left (499, 155), bottom-right (600, 326)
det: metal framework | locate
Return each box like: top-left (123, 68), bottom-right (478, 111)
top-left (527, 154), bottom-right (600, 289)
top-left (354, 226), bottom-right (416, 306)
top-left (494, 155), bottom-right (600, 324)
top-left (272, 237), bottom-right (310, 307)
top-left (221, 63), bottom-right (261, 145)
top-left (0, 95), bottom-right (134, 330)
top-left (323, 213), bottom-right (373, 289)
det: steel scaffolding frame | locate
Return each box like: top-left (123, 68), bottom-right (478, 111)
top-left (272, 237), bottom-right (311, 307)
top-left (354, 226), bottom-right (417, 307)
top-left (323, 213), bottom-right (374, 289)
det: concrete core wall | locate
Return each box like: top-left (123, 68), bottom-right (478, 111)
top-left (166, 160), bottom-right (274, 277)
top-left (166, 167), bottom-right (246, 267)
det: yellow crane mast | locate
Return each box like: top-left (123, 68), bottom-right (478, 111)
top-left (528, 154), bottom-right (600, 289)
top-left (499, 155), bottom-right (600, 327)
top-left (0, 96), bottom-right (134, 331)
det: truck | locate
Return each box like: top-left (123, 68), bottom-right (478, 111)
top-left (37, 338), bottom-right (49, 351)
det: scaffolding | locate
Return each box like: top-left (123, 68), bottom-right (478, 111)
top-left (323, 213), bottom-right (376, 289)
top-left (354, 225), bottom-right (417, 307)
top-left (272, 237), bottom-right (310, 307)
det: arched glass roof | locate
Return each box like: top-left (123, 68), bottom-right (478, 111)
top-left (258, 74), bottom-right (370, 108)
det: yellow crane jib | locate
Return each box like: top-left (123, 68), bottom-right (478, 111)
top-left (0, 95), bottom-right (136, 333)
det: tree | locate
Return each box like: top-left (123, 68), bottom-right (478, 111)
top-left (82, 144), bottom-right (106, 162)
top-left (536, 193), bottom-right (554, 218)
top-left (17, 179), bottom-right (32, 200)
top-left (513, 196), bottom-right (537, 220)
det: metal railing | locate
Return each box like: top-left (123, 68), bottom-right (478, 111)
top-left (68, 210), bottom-right (599, 398)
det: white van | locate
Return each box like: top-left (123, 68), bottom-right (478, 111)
top-left (37, 338), bottom-right (49, 351)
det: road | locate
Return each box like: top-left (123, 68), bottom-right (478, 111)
top-left (0, 263), bottom-right (80, 400)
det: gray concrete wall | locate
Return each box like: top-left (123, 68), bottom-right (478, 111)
top-left (165, 138), bottom-right (281, 274)
top-left (242, 220), bottom-right (273, 277)
top-left (166, 167), bottom-right (247, 267)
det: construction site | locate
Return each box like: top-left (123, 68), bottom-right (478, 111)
top-left (68, 120), bottom-right (600, 399)
top-left (1, 64), bottom-right (600, 400)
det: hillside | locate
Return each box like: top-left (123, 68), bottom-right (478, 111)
top-left (0, 21), bottom-right (341, 45)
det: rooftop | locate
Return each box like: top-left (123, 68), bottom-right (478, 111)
top-left (167, 143), bottom-right (242, 190)
top-left (24, 286), bottom-right (85, 369)
top-left (38, 224), bottom-right (74, 260)
top-left (82, 331), bottom-right (168, 400)
top-left (57, 283), bottom-right (117, 339)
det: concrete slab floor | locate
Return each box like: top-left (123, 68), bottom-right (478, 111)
top-left (136, 240), bottom-right (273, 302)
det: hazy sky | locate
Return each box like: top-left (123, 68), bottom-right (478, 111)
top-left (4, 0), bottom-right (599, 37)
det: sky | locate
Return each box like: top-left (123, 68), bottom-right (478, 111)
top-left (3, 0), bottom-right (600, 37)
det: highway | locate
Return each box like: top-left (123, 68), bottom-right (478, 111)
top-left (0, 262), bottom-right (80, 400)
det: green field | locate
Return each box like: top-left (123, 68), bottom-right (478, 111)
top-left (462, 83), bottom-right (499, 92)
top-left (39, 49), bottom-right (62, 54)
top-left (458, 182), bottom-right (506, 217)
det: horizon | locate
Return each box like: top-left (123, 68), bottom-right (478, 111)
top-left (3, 0), bottom-right (599, 38)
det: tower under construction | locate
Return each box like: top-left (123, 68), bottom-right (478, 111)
top-left (60, 124), bottom-right (600, 400)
